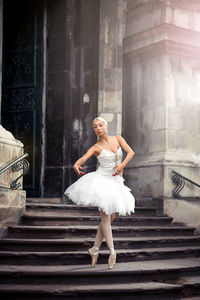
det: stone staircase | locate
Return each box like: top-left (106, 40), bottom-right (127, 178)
top-left (0, 198), bottom-right (200, 299)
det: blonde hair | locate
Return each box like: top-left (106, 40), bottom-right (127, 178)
top-left (92, 117), bottom-right (108, 126)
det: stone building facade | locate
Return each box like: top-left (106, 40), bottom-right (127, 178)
top-left (122, 0), bottom-right (200, 230)
top-left (0, 0), bottom-right (200, 233)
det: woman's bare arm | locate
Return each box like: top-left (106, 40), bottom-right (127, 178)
top-left (113, 135), bottom-right (135, 176)
top-left (73, 145), bottom-right (98, 176)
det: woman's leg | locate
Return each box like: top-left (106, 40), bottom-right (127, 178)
top-left (93, 212), bottom-right (115, 248)
top-left (89, 211), bottom-right (116, 268)
top-left (98, 211), bottom-right (116, 269)
top-left (111, 212), bottom-right (115, 223)
top-left (99, 210), bottom-right (114, 249)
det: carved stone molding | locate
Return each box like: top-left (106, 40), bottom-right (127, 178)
top-left (0, 125), bottom-right (23, 147)
top-left (124, 24), bottom-right (200, 54)
top-left (127, 0), bottom-right (200, 16)
top-left (124, 39), bottom-right (200, 64)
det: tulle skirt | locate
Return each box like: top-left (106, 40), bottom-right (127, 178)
top-left (64, 171), bottom-right (135, 216)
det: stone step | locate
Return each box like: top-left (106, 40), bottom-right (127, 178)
top-left (2, 196), bottom-right (199, 299)
top-left (0, 258), bottom-right (199, 285)
top-left (182, 297), bottom-right (200, 300)
top-left (26, 198), bottom-right (61, 204)
top-left (0, 282), bottom-right (183, 299)
top-left (21, 214), bottom-right (174, 226)
top-left (7, 225), bottom-right (195, 239)
top-left (177, 276), bottom-right (200, 298)
top-left (0, 246), bottom-right (199, 265)
top-left (26, 203), bottom-right (157, 216)
top-left (1, 236), bottom-right (200, 252)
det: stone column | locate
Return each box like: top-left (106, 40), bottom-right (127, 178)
top-left (123, 0), bottom-right (200, 211)
top-left (0, 126), bottom-right (25, 238)
top-left (98, 0), bottom-right (126, 135)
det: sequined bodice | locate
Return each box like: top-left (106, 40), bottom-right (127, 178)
top-left (96, 146), bottom-right (123, 176)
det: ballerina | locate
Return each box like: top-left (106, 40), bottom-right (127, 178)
top-left (64, 117), bottom-right (135, 269)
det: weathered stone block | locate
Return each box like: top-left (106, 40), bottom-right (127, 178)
top-left (165, 6), bottom-right (173, 24)
top-left (0, 126), bottom-right (24, 189)
top-left (140, 104), bottom-right (166, 131)
top-left (174, 9), bottom-right (190, 29)
top-left (164, 198), bottom-right (200, 233)
top-left (124, 164), bottom-right (164, 199)
top-left (126, 3), bottom-right (162, 37)
top-left (0, 188), bottom-right (26, 237)
top-left (104, 46), bottom-right (113, 69)
top-left (0, 126), bottom-right (25, 237)
top-left (194, 12), bottom-right (200, 31)
top-left (0, 188), bottom-right (26, 208)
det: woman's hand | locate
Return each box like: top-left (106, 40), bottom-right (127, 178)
top-left (73, 164), bottom-right (85, 176)
top-left (72, 146), bottom-right (97, 176)
top-left (112, 164), bottom-right (124, 176)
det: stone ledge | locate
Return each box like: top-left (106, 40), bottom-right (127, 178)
top-left (126, 151), bottom-right (200, 168)
top-left (124, 40), bottom-right (200, 64)
top-left (124, 23), bottom-right (200, 54)
top-left (127, 1), bottom-right (200, 20)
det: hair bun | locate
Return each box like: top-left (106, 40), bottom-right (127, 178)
top-left (93, 117), bottom-right (108, 126)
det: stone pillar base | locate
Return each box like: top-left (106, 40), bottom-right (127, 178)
top-left (164, 197), bottom-right (200, 235)
top-left (0, 188), bottom-right (26, 238)
top-left (125, 151), bottom-right (200, 200)
top-left (0, 125), bottom-right (25, 238)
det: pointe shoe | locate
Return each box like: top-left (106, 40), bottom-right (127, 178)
top-left (108, 248), bottom-right (116, 270)
top-left (88, 246), bottom-right (99, 267)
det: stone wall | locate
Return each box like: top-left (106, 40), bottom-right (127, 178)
top-left (123, 0), bottom-right (200, 231)
top-left (98, 0), bottom-right (126, 135)
top-left (0, 126), bottom-right (26, 238)
top-left (165, 197), bottom-right (200, 234)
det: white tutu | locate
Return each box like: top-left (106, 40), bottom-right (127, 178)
top-left (64, 138), bottom-right (135, 216)
top-left (64, 171), bottom-right (135, 216)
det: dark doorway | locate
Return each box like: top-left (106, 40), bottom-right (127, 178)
top-left (2, 0), bottom-right (44, 197)
top-left (2, 0), bottom-right (100, 198)
top-left (44, 0), bottom-right (100, 197)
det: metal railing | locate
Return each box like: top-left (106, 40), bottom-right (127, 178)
top-left (171, 170), bottom-right (200, 198)
top-left (0, 153), bottom-right (29, 189)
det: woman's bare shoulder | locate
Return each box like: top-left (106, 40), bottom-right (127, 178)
top-left (115, 135), bottom-right (124, 143)
top-left (87, 144), bottom-right (99, 152)
top-left (89, 144), bottom-right (102, 155)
